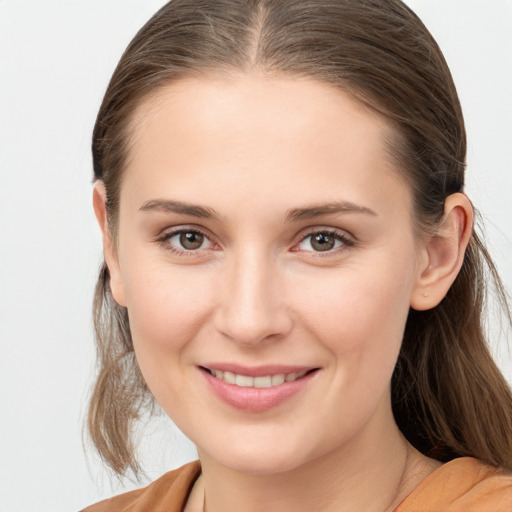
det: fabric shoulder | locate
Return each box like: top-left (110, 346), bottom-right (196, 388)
top-left (80, 460), bottom-right (201, 512)
top-left (397, 457), bottom-right (512, 512)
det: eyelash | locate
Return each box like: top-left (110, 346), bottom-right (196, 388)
top-left (156, 227), bottom-right (356, 257)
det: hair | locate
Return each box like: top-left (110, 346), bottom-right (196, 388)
top-left (87, 0), bottom-right (512, 478)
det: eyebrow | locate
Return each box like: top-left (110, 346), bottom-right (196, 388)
top-left (285, 201), bottom-right (378, 222)
top-left (139, 199), bottom-right (377, 222)
top-left (139, 199), bottom-right (221, 220)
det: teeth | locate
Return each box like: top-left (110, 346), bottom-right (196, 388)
top-left (210, 369), bottom-right (309, 388)
top-left (235, 374), bottom-right (254, 387)
top-left (223, 371), bottom-right (235, 384)
top-left (271, 374), bottom-right (285, 386)
top-left (254, 376), bottom-right (272, 388)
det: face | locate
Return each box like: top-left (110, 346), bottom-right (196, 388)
top-left (104, 74), bottom-right (427, 475)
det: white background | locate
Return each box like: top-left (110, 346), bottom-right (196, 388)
top-left (1, 1), bottom-right (511, 510)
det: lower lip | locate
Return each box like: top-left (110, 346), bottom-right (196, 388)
top-left (200, 369), bottom-right (317, 413)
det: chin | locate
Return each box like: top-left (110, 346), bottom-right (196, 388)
top-left (197, 432), bottom-right (320, 476)
top-left (217, 452), bottom-right (308, 475)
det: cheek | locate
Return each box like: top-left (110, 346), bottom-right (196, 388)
top-left (121, 262), bottom-right (221, 419)
top-left (295, 254), bottom-right (415, 378)
top-left (121, 259), bottom-right (215, 366)
top-left (289, 259), bottom-right (414, 443)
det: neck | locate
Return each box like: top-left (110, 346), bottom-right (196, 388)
top-left (193, 414), bottom-right (438, 512)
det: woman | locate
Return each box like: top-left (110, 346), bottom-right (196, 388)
top-left (82, 0), bottom-right (512, 510)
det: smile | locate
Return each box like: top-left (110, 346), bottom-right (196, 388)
top-left (205, 368), bottom-right (310, 388)
top-left (200, 365), bottom-right (319, 413)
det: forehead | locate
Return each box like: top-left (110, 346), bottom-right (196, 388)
top-left (129, 72), bottom-right (391, 157)
top-left (122, 73), bottom-right (410, 219)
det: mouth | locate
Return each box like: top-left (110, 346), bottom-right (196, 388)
top-left (200, 366), bottom-right (316, 388)
top-left (199, 365), bottom-right (320, 412)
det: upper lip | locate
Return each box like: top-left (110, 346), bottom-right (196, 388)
top-left (199, 363), bottom-right (317, 377)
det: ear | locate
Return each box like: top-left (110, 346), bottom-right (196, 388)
top-left (92, 181), bottom-right (127, 307)
top-left (410, 193), bottom-right (474, 311)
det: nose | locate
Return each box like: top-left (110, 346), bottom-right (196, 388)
top-left (213, 249), bottom-right (293, 347)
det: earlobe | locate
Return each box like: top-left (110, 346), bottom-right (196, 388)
top-left (92, 181), bottom-right (127, 307)
top-left (411, 193), bottom-right (474, 311)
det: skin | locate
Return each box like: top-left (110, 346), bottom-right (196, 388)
top-left (94, 73), bottom-right (473, 512)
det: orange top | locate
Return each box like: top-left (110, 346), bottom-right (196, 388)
top-left (396, 457), bottom-right (512, 512)
top-left (81, 458), bottom-right (512, 512)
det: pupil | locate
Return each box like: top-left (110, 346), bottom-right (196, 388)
top-left (180, 232), bottom-right (203, 250)
top-left (312, 233), bottom-right (335, 251)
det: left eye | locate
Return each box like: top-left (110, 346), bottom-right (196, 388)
top-left (297, 231), bottom-right (350, 252)
top-left (166, 230), bottom-right (213, 251)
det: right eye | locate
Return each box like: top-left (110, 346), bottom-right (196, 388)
top-left (159, 229), bottom-right (214, 254)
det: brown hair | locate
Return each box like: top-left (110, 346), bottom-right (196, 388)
top-left (88, 0), bottom-right (512, 477)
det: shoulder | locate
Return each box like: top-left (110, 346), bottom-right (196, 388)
top-left (397, 457), bottom-right (512, 512)
top-left (80, 461), bottom-right (201, 512)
